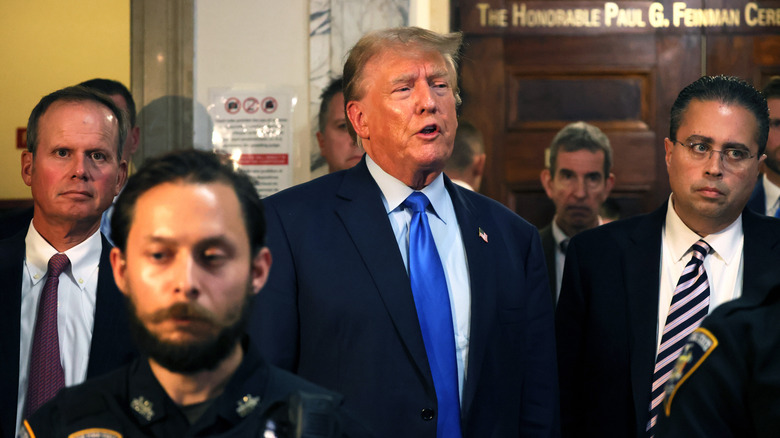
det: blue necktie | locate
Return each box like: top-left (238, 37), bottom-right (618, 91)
top-left (403, 192), bottom-right (461, 438)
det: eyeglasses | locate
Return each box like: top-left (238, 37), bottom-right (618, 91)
top-left (672, 140), bottom-right (758, 171)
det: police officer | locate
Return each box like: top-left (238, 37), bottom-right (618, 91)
top-left (657, 282), bottom-right (780, 437)
top-left (22, 150), bottom-right (369, 438)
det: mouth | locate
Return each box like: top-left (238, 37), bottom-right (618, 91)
top-left (696, 186), bottom-right (725, 198)
top-left (60, 190), bottom-right (93, 198)
top-left (417, 124), bottom-right (440, 137)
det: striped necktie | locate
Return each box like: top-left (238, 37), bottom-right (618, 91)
top-left (646, 239), bottom-right (710, 436)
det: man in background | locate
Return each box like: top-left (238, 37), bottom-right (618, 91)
top-left (747, 76), bottom-right (780, 216)
top-left (0, 79), bottom-right (138, 243)
top-left (315, 77), bottom-right (363, 173)
top-left (539, 121), bottom-right (614, 304)
top-left (556, 76), bottom-right (780, 438)
top-left (254, 27), bottom-right (557, 436)
top-left (444, 121), bottom-right (486, 192)
top-left (0, 86), bottom-right (135, 438)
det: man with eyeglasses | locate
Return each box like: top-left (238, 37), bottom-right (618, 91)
top-left (539, 121), bottom-right (615, 305)
top-left (556, 75), bottom-right (780, 438)
top-left (747, 77), bottom-right (780, 217)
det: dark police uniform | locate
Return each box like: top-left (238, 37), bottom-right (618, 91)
top-left (656, 283), bottom-right (780, 437)
top-left (22, 339), bottom-right (370, 437)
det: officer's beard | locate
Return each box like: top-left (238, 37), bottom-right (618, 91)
top-left (124, 286), bottom-right (253, 374)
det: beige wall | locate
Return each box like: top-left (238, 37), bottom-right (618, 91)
top-left (0, 1), bottom-right (130, 200)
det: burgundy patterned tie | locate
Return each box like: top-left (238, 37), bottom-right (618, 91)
top-left (25, 253), bottom-right (70, 416)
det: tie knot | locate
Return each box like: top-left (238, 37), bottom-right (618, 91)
top-left (560, 239), bottom-right (569, 253)
top-left (403, 192), bottom-right (430, 213)
top-left (48, 253), bottom-right (70, 278)
top-left (690, 239), bottom-right (710, 259)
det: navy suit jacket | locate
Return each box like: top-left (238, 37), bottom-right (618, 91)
top-left (251, 158), bottom-right (559, 437)
top-left (0, 230), bottom-right (136, 438)
top-left (746, 177), bottom-right (766, 214)
top-left (555, 203), bottom-right (780, 438)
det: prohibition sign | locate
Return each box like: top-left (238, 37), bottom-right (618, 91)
top-left (261, 97), bottom-right (278, 114)
top-left (243, 97), bottom-right (260, 114)
top-left (225, 97), bottom-right (240, 114)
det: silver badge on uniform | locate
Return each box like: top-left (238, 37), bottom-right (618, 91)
top-left (236, 394), bottom-right (260, 417)
top-left (131, 396), bottom-right (155, 421)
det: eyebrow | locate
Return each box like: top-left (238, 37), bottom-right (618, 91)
top-left (684, 135), bottom-right (751, 150)
top-left (391, 68), bottom-right (451, 86)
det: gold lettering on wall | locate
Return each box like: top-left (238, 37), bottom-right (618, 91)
top-left (473, 1), bottom-right (780, 29)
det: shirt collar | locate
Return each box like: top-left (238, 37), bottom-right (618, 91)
top-left (366, 154), bottom-right (449, 224)
top-left (665, 195), bottom-right (743, 265)
top-left (24, 222), bottom-right (103, 289)
top-left (550, 218), bottom-right (569, 245)
top-left (763, 173), bottom-right (780, 210)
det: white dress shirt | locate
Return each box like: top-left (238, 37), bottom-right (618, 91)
top-left (762, 173), bottom-right (780, 216)
top-left (366, 155), bottom-right (471, 403)
top-left (17, 222), bottom-right (101, 433)
top-left (657, 196), bottom-right (744, 352)
top-left (551, 216), bottom-right (603, 302)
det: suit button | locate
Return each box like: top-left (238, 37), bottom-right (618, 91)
top-left (421, 408), bottom-right (435, 421)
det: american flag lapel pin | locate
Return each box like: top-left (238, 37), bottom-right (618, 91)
top-left (478, 227), bottom-right (488, 243)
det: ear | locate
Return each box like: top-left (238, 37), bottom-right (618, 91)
top-left (127, 126), bottom-right (140, 157)
top-left (250, 247), bottom-right (273, 295)
top-left (316, 131), bottom-right (325, 152)
top-left (664, 138), bottom-right (674, 168)
top-left (604, 172), bottom-right (616, 198)
top-left (115, 160), bottom-right (128, 196)
top-left (21, 151), bottom-right (33, 187)
top-left (346, 100), bottom-right (369, 140)
top-left (110, 247), bottom-right (129, 295)
top-left (540, 168), bottom-right (554, 198)
top-left (472, 153), bottom-right (486, 179)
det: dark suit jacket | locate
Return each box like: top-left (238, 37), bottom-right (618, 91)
top-left (746, 177), bottom-right (765, 214)
top-left (539, 224), bottom-right (557, 306)
top-left (251, 158), bottom-right (558, 437)
top-left (0, 230), bottom-right (136, 438)
top-left (555, 203), bottom-right (780, 438)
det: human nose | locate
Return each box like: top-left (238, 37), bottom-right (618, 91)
top-left (572, 178), bottom-right (587, 198)
top-left (71, 154), bottom-right (90, 180)
top-left (172, 254), bottom-right (200, 299)
top-left (416, 84), bottom-right (437, 114)
top-left (703, 149), bottom-right (725, 176)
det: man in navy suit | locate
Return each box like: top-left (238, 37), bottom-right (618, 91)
top-left (252, 27), bottom-right (558, 437)
top-left (556, 76), bottom-right (780, 438)
top-left (0, 86), bottom-right (135, 438)
top-left (747, 77), bottom-right (780, 216)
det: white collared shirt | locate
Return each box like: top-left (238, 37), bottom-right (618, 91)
top-left (551, 216), bottom-right (603, 302)
top-left (657, 196), bottom-right (744, 352)
top-left (366, 155), bottom-right (471, 403)
top-left (550, 220), bottom-right (569, 302)
top-left (762, 173), bottom-right (780, 216)
top-left (17, 222), bottom-right (101, 433)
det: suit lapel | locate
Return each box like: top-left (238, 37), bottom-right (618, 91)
top-left (87, 235), bottom-right (134, 377)
top-left (446, 180), bottom-right (495, 418)
top-left (625, 204), bottom-right (666, 431)
top-left (742, 210), bottom-right (780, 304)
top-left (334, 161), bottom-right (432, 385)
top-left (0, 232), bottom-right (26, 438)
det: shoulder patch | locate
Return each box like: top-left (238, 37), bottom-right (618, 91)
top-left (67, 429), bottom-right (123, 438)
top-left (663, 327), bottom-right (718, 416)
